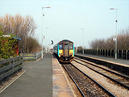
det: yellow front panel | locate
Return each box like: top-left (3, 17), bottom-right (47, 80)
top-left (69, 50), bottom-right (73, 56)
top-left (59, 50), bottom-right (63, 57)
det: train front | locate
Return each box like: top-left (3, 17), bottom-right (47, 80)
top-left (58, 40), bottom-right (74, 63)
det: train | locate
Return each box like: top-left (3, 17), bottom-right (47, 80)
top-left (53, 40), bottom-right (74, 63)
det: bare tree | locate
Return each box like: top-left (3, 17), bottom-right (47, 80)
top-left (90, 39), bottom-right (106, 49)
top-left (0, 14), bottom-right (40, 53)
top-left (90, 27), bottom-right (129, 50)
top-left (0, 14), bottom-right (36, 35)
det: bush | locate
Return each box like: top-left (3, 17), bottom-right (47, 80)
top-left (0, 30), bottom-right (17, 59)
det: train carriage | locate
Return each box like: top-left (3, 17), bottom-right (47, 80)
top-left (53, 40), bottom-right (74, 63)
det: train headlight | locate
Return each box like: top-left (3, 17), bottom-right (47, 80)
top-left (59, 50), bottom-right (63, 56)
top-left (69, 50), bottom-right (73, 56)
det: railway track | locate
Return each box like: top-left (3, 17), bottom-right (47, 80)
top-left (74, 57), bottom-right (129, 90)
top-left (63, 63), bottom-right (115, 97)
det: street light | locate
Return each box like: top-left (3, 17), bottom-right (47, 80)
top-left (81, 28), bottom-right (85, 54)
top-left (41, 6), bottom-right (51, 59)
top-left (42, 6), bottom-right (51, 16)
top-left (110, 8), bottom-right (118, 59)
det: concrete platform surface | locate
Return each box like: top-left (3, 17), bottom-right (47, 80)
top-left (0, 54), bottom-right (52, 97)
top-left (52, 57), bottom-right (76, 97)
top-left (76, 54), bottom-right (129, 67)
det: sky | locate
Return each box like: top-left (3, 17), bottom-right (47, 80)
top-left (0, 0), bottom-right (129, 48)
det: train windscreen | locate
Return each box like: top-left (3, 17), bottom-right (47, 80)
top-left (64, 44), bottom-right (69, 49)
top-left (59, 44), bottom-right (63, 49)
top-left (69, 43), bottom-right (73, 50)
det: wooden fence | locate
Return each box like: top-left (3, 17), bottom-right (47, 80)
top-left (0, 51), bottom-right (42, 82)
top-left (0, 56), bottom-right (23, 81)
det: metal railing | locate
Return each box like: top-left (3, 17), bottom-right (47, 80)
top-left (0, 56), bottom-right (23, 81)
top-left (77, 49), bottom-right (129, 60)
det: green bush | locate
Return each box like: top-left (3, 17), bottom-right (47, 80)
top-left (0, 30), bottom-right (17, 59)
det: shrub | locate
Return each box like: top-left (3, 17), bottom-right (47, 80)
top-left (0, 30), bottom-right (17, 59)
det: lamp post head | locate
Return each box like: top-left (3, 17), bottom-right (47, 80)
top-left (42, 6), bottom-right (51, 9)
top-left (110, 8), bottom-right (115, 10)
top-left (110, 8), bottom-right (118, 11)
top-left (45, 6), bottom-right (51, 8)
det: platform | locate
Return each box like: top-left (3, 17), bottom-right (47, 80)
top-left (52, 57), bottom-right (76, 97)
top-left (76, 54), bottom-right (129, 67)
top-left (0, 54), bottom-right (52, 97)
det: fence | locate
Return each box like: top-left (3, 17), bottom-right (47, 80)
top-left (77, 49), bottom-right (129, 60)
top-left (0, 56), bottom-right (23, 81)
top-left (22, 52), bottom-right (42, 61)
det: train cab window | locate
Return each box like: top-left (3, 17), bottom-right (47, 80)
top-left (69, 44), bottom-right (73, 49)
top-left (59, 44), bottom-right (63, 49)
top-left (64, 44), bottom-right (69, 49)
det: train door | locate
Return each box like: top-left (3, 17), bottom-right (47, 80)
top-left (63, 43), bottom-right (69, 57)
top-left (69, 43), bottom-right (73, 56)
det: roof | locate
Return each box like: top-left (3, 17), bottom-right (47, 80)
top-left (12, 36), bottom-right (21, 40)
top-left (0, 35), bottom-right (21, 40)
top-left (59, 39), bottom-right (73, 43)
top-left (53, 39), bottom-right (73, 48)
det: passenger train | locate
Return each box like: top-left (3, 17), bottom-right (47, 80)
top-left (53, 40), bottom-right (74, 63)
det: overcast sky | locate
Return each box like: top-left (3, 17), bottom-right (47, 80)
top-left (0, 0), bottom-right (129, 48)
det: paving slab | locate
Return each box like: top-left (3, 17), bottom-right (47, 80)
top-left (52, 57), bottom-right (76, 97)
top-left (0, 54), bottom-right (52, 97)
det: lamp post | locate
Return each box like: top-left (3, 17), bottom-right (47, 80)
top-left (110, 8), bottom-right (118, 59)
top-left (81, 28), bottom-right (85, 54)
top-left (41, 6), bottom-right (51, 59)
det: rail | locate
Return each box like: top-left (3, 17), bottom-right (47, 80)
top-left (75, 54), bottom-right (129, 76)
top-left (0, 56), bottom-right (23, 81)
top-left (63, 63), bottom-right (115, 97)
top-left (74, 58), bottom-right (129, 90)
